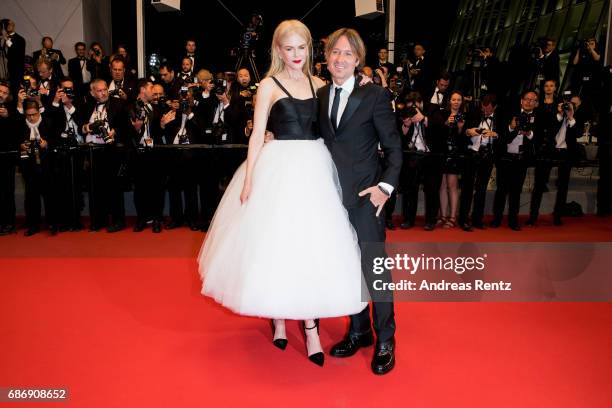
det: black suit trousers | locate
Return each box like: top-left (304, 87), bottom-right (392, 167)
top-left (347, 201), bottom-right (395, 344)
top-left (0, 153), bottom-right (17, 226)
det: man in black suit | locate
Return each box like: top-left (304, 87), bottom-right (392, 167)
top-left (126, 79), bottom-right (165, 233)
top-left (409, 43), bottom-right (432, 96)
top-left (527, 94), bottom-right (582, 226)
top-left (80, 78), bottom-right (128, 232)
top-left (376, 47), bottom-right (395, 76)
top-left (179, 39), bottom-right (203, 74)
top-left (48, 77), bottom-right (85, 231)
top-left (35, 59), bottom-right (58, 110)
top-left (68, 42), bottom-right (92, 99)
top-left (108, 57), bottom-right (136, 101)
top-left (159, 63), bottom-right (182, 100)
top-left (425, 71), bottom-right (451, 114)
top-left (491, 90), bottom-right (539, 231)
top-left (459, 94), bottom-right (504, 230)
top-left (32, 37), bottom-right (66, 81)
top-left (320, 28), bottom-right (402, 375)
top-left (0, 81), bottom-right (20, 235)
top-left (2, 19), bottom-right (26, 95)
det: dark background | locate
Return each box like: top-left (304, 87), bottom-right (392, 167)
top-left (111, 0), bottom-right (460, 75)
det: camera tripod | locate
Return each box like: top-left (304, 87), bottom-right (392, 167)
top-left (234, 47), bottom-right (260, 83)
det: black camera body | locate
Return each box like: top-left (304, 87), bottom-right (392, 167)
top-left (109, 89), bottom-right (121, 98)
top-left (517, 112), bottom-right (534, 132)
top-left (63, 87), bottom-right (74, 99)
top-left (213, 79), bottom-right (227, 95)
top-left (90, 119), bottom-right (112, 144)
top-left (397, 103), bottom-right (419, 120)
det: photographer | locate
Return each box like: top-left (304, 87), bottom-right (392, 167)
top-left (32, 36), bottom-right (66, 80)
top-left (570, 37), bottom-right (602, 108)
top-left (491, 90), bottom-right (539, 231)
top-left (127, 79), bottom-right (165, 233)
top-left (0, 81), bottom-right (20, 235)
top-left (376, 47), bottom-right (395, 76)
top-left (159, 63), bottom-right (182, 100)
top-left (179, 39), bottom-right (204, 74)
top-left (528, 94), bottom-right (582, 227)
top-left (108, 57), bottom-right (135, 101)
top-left (19, 99), bottom-right (58, 236)
top-left (113, 44), bottom-right (137, 79)
top-left (48, 76), bottom-right (84, 231)
top-left (436, 91), bottom-right (467, 229)
top-left (16, 75), bottom-right (43, 114)
top-left (81, 78), bottom-right (127, 232)
top-left (68, 42), bottom-right (93, 100)
top-left (531, 38), bottom-right (560, 90)
top-left (408, 43), bottom-right (432, 96)
top-left (177, 57), bottom-right (196, 84)
top-left (398, 92), bottom-right (444, 231)
top-left (35, 59), bottom-right (58, 109)
top-left (425, 71), bottom-right (451, 113)
top-left (1, 19), bottom-right (26, 95)
top-left (86, 42), bottom-right (110, 81)
top-left (458, 94), bottom-right (503, 230)
top-left (163, 86), bottom-right (205, 231)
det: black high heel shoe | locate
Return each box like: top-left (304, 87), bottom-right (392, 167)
top-left (270, 319), bottom-right (287, 350)
top-left (303, 319), bottom-right (324, 367)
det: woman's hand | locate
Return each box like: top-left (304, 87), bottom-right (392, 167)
top-left (240, 181), bottom-right (251, 204)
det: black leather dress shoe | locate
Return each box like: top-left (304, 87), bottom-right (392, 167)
top-left (400, 222), bottom-right (414, 229)
top-left (489, 219), bottom-right (501, 228)
top-left (132, 221), bottom-right (146, 232)
top-left (459, 222), bottom-right (473, 232)
top-left (509, 224), bottom-right (521, 231)
top-left (472, 221), bottom-right (485, 229)
top-left (152, 221), bottom-right (162, 233)
top-left (164, 220), bottom-right (182, 230)
top-left (423, 223), bottom-right (435, 231)
top-left (372, 339), bottom-right (395, 375)
top-left (48, 225), bottom-right (58, 236)
top-left (187, 222), bottom-right (200, 231)
top-left (525, 216), bottom-right (537, 227)
top-left (24, 227), bottom-right (40, 237)
top-left (108, 223), bottom-right (126, 233)
top-left (329, 332), bottom-right (374, 358)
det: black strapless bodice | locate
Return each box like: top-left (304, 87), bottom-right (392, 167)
top-left (267, 76), bottom-right (319, 141)
top-left (267, 97), bottom-right (319, 141)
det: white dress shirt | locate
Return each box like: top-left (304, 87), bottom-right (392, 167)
top-left (329, 75), bottom-right (395, 194)
top-left (555, 113), bottom-right (576, 149)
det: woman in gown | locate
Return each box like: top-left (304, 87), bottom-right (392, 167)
top-left (197, 20), bottom-right (367, 366)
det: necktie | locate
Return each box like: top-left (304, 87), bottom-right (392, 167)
top-left (330, 86), bottom-right (342, 131)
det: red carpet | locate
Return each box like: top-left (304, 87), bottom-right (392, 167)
top-left (1, 216), bottom-right (611, 407)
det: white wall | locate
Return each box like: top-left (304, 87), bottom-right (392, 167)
top-left (3, 0), bottom-right (112, 70)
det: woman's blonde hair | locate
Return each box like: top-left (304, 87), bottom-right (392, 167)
top-left (266, 19), bottom-right (313, 78)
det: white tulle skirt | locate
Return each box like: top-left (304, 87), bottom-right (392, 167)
top-left (197, 138), bottom-right (368, 319)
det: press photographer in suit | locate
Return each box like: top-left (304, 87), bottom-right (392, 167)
top-left (398, 91), bottom-right (445, 231)
top-left (48, 77), bottom-right (85, 231)
top-left (491, 90), bottom-right (539, 231)
top-left (80, 78), bottom-right (127, 232)
top-left (32, 37), bottom-right (66, 81)
top-left (68, 42), bottom-right (93, 100)
top-left (0, 81), bottom-right (20, 235)
top-left (458, 94), bottom-right (503, 230)
top-left (126, 79), bottom-right (165, 233)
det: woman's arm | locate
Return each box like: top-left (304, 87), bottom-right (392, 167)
top-left (240, 77), bottom-right (274, 203)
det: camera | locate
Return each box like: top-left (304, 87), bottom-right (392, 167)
top-left (20, 139), bottom-right (41, 164)
top-left (517, 112), bottom-right (534, 132)
top-left (397, 102), bottom-right (419, 120)
top-left (157, 95), bottom-right (171, 114)
top-left (561, 90), bottom-right (573, 114)
top-left (131, 99), bottom-right (149, 122)
top-left (22, 75), bottom-right (39, 97)
top-left (451, 112), bottom-right (464, 126)
top-left (213, 78), bottom-right (227, 95)
top-left (63, 87), bottom-right (74, 99)
top-left (93, 48), bottom-right (101, 57)
top-left (109, 89), bottom-right (121, 98)
top-left (90, 120), bottom-right (112, 144)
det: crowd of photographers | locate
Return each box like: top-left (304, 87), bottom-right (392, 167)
top-left (0, 19), bottom-right (611, 236)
